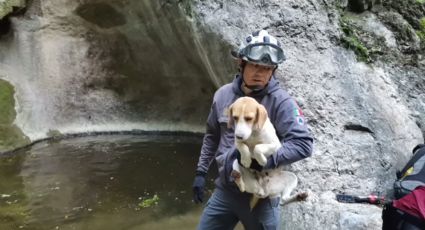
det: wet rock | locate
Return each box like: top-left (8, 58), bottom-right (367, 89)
top-left (75, 3), bottom-right (126, 29)
top-left (0, 0), bottom-right (234, 141)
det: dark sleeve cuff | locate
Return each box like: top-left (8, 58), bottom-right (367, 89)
top-left (195, 170), bottom-right (207, 177)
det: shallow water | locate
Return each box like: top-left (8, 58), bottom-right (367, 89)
top-left (0, 134), bottom-right (215, 230)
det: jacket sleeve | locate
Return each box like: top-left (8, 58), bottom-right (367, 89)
top-left (196, 101), bottom-right (220, 174)
top-left (272, 98), bottom-right (313, 165)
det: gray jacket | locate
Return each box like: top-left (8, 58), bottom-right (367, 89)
top-left (196, 74), bottom-right (313, 187)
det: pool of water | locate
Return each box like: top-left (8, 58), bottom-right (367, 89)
top-left (0, 134), bottom-right (215, 230)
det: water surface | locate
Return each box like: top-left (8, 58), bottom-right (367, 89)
top-left (0, 134), bottom-right (214, 230)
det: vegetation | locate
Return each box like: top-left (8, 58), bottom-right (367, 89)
top-left (46, 129), bottom-right (62, 139)
top-left (179, 0), bottom-right (193, 17)
top-left (138, 194), bottom-right (160, 208)
top-left (0, 0), bottom-right (26, 20)
top-left (416, 17), bottom-right (425, 41)
top-left (340, 16), bottom-right (371, 63)
top-left (0, 79), bottom-right (29, 152)
top-left (0, 79), bottom-right (15, 124)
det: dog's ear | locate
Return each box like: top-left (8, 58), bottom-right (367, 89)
top-left (254, 104), bottom-right (268, 130)
top-left (226, 104), bottom-right (234, 128)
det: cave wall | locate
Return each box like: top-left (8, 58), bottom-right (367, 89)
top-left (0, 0), bottom-right (234, 144)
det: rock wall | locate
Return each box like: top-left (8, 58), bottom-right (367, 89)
top-left (0, 0), bottom-right (234, 144)
top-left (192, 0), bottom-right (424, 229)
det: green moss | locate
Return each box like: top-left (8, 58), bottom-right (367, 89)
top-left (0, 203), bottom-right (29, 227)
top-left (417, 0), bottom-right (425, 4)
top-left (417, 31), bottom-right (425, 41)
top-left (177, 0), bottom-right (193, 18)
top-left (420, 18), bottom-right (425, 29)
top-left (340, 16), bottom-right (371, 63)
top-left (47, 129), bottom-right (62, 138)
top-left (416, 17), bottom-right (425, 42)
top-left (0, 79), bottom-right (30, 152)
top-left (138, 194), bottom-right (159, 208)
top-left (0, 0), bottom-right (26, 20)
top-left (0, 79), bottom-right (15, 124)
top-left (0, 125), bottom-right (29, 151)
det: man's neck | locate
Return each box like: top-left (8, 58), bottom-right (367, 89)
top-left (241, 83), bottom-right (254, 95)
top-left (241, 82), bottom-right (267, 95)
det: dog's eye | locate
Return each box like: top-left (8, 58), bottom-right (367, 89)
top-left (233, 116), bottom-right (239, 121)
top-left (245, 117), bottom-right (253, 122)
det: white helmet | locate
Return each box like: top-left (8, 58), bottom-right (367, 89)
top-left (232, 30), bottom-right (286, 66)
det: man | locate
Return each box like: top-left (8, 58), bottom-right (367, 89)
top-left (192, 30), bottom-right (313, 230)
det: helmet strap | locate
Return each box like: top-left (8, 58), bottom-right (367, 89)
top-left (243, 82), bottom-right (265, 93)
top-left (238, 59), bottom-right (247, 73)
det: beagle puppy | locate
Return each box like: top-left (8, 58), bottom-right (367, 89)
top-left (227, 97), bottom-right (306, 208)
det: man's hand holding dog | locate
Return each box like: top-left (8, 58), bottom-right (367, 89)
top-left (229, 149), bottom-right (278, 173)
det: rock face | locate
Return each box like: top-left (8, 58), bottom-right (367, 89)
top-left (0, 0), bottom-right (424, 229)
top-left (193, 0), bottom-right (423, 229)
top-left (0, 0), bottom-right (234, 141)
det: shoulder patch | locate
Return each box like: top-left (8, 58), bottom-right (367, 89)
top-left (292, 100), bottom-right (305, 125)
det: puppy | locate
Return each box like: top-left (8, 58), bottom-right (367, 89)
top-left (228, 97), bottom-right (281, 168)
top-left (227, 97), bottom-right (306, 208)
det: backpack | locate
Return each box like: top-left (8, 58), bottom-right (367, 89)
top-left (394, 144), bottom-right (425, 199)
top-left (382, 144), bottom-right (425, 230)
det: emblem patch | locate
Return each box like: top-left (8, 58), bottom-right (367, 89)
top-left (292, 101), bottom-right (305, 125)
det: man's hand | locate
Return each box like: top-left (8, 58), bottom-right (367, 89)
top-left (230, 149), bottom-right (278, 172)
top-left (192, 171), bottom-right (206, 203)
top-left (251, 153), bottom-right (278, 171)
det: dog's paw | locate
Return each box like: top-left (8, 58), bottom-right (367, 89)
top-left (253, 146), bottom-right (270, 166)
top-left (253, 145), bottom-right (268, 155)
top-left (256, 155), bottom-right (267, 166)
top-left (256, 189), bottom-right (266, 198)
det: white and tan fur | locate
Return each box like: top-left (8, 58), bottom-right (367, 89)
top-left (227, 97), bottom-right (306, 208)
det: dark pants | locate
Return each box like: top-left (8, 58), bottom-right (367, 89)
top-left (197, 188), bottom-right (281, 230)
top-left (382, 202), bottom-right (425, 230)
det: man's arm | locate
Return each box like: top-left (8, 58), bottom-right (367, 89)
top-left (193, 101), bottom-right (221, 203)
top-left (272, 98), bottom-right (313, 166)
top-left (196, 101), bottom-right (220, 174)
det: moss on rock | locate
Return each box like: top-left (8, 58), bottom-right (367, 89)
top-left (340, 16), bottom-right (372, 63)
top-left (0, 0), bottom-right (26, 20)
top-left (0, 79), bottom-right (29, 153)
top-left (0, 79), bottom-right (15, 124)
top-left (416, 17), bottom-right (425, 41)
top-left (46, 129), bottom-right (62, 139)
